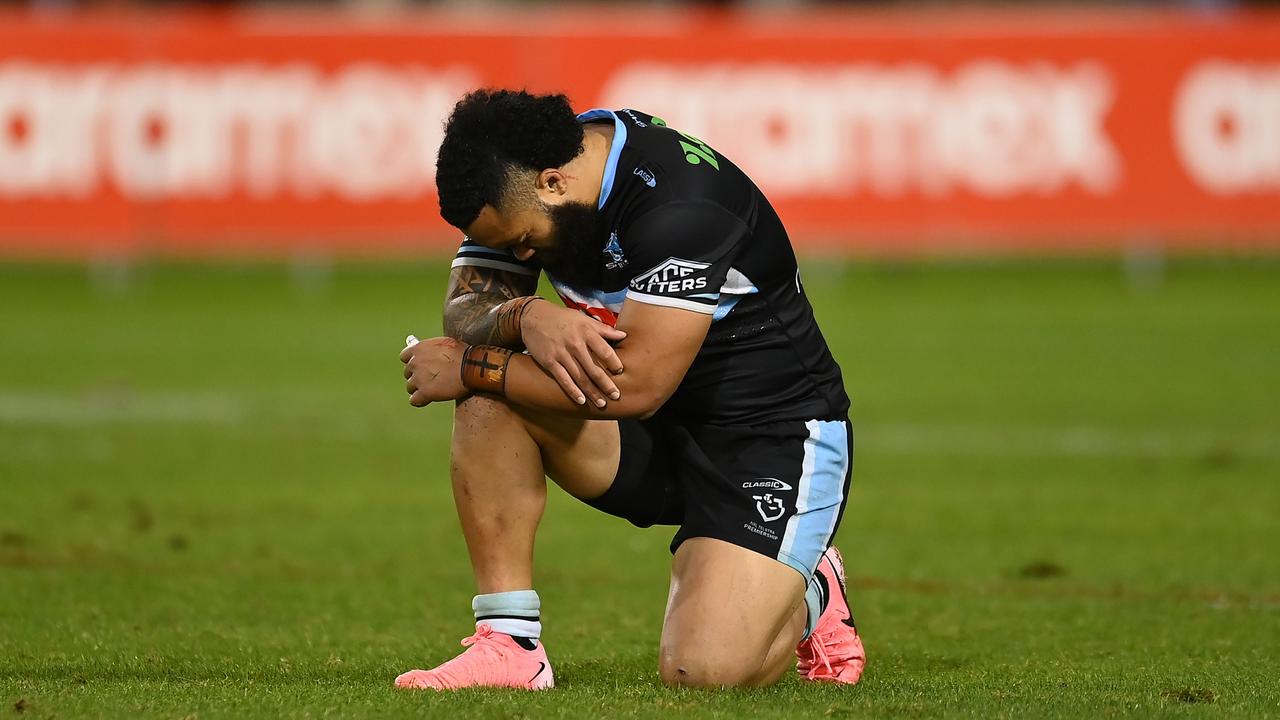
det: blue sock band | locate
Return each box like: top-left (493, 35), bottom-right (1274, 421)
top-left (803, 574), bottom-right (825, 640)
top-left (472, 590), bottom-right (541, 642)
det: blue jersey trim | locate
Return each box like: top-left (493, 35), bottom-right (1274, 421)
top-left (600, 288), bottom-right (629, 306)
top-left (712, 295), bottom-right (742, 322)
top-left (457, 245), bottom-right (517, 258)
top-left (576, 109), bottom-right (628, 210)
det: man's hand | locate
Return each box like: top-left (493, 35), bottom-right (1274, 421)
top-left (520, 301), bottom-right (628, 408)
top-left (401, 336), bottom-right (468, 407)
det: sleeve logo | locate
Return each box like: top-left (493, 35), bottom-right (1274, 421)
top-left (629, 257), bottom-right (711, 295)
top-left (633, 166), bottom-right (657, 188)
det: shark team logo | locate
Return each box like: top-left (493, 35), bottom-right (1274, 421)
top-left (629, 257), bottom-right (711, 295)
top-left (603, 232), bottom-right (628, 270)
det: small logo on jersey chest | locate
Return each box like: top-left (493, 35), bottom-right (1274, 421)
top-left (633, 167), bottom-right (657, 188)
top-left (603, 232), bottom-right (628, 270)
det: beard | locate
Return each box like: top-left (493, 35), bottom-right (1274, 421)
top-left (536, 200), bottom-right (609, 290)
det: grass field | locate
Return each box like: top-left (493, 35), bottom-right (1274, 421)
top-left (2, 257), bottom-right (1278, 719)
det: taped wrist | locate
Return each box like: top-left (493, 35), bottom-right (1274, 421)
top-left (494, 296), bottom-right (548, 347)
top-left (460, 345), bottom-right (514, 395)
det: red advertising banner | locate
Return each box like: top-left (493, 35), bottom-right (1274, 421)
top-left (1, 7), bottom-right (1278, 257)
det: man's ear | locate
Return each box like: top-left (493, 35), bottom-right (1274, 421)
top-left (537, 168), bottom-right (569, 197)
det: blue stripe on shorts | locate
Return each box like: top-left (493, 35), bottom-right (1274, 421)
top-left (775, 419), bottom-right (851, 579)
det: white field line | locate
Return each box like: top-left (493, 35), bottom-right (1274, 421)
top-left (867, 424), bottom-right (1280, 459)
top-left (0, 390), bottom-right (245, 425)
top-left (1, 389), bottom-right (1276, 459)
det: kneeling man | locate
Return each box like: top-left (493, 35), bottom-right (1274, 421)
top-left (398, 89), bottom-right (865, 690)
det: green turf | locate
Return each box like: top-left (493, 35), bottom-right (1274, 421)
top-left (2, 257), bottom-right (1278, 719)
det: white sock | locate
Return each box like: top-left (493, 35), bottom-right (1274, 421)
top-left (472, 590), bottom-right (541, 644)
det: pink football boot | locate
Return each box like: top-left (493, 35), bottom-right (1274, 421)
top-left (796, 547), bottom-right (867, 684)
top-left (395, 624), bottom-right (554, 691)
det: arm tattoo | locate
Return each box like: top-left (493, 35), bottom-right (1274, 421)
top-left (493, 296), bottom-right (547, 344)
top-left (443, 265), bottom-right (540, 348)
top-left (460, 345), bottom-right (514, 395)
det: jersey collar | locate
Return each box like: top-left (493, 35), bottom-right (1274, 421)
top-left (576, 109), bottom-right (628, 210)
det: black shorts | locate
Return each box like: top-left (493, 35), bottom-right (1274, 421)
top-left (584, 417), bottom-right (854, 579)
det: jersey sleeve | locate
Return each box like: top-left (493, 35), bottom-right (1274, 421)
top-left (451, 236), bottom-right (540, 276)
top-left (623, 201), bottom-right (750, 315)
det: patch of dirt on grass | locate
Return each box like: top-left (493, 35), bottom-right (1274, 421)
top-left (1016, 561), bottom-right (1066, 579)
top-left (129, 500), bottom-right (154, 533)
top-left (1198, 444), bottom-right (1238, 470)
top-left (68, 491), bottom-right (97, 512)
top-left (1163, 687), bottom-right (1217, 704)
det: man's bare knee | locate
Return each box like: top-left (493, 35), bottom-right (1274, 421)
top-left (450, 395), bottom-right (540, 483)
top-left (658, 647), bottom-right (761, 689)
top-left (454, 394), bottom-right (561, 448)
top-left (454, 393), bottom-right (519, 431)
top-left (452, 394), bottom-right (541, 456)
top-left (452, 393), bottom-right (618, 505)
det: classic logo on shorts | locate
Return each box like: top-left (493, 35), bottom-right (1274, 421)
top-left (742, 478), bottom-right (792, 492)
top-left (629, 257), bottom-right (711, 295)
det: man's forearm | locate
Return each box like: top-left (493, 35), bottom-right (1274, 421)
top-left (503, 353), bottom-right (660, 419)
top-left (443, 292), bottom-right (509, 347)
top-left (443, 294), bottom-right (541, 349)
top-left (459, 344), bottom-right (666, 420)
top-left (441, 265), bottom-right (541, 348)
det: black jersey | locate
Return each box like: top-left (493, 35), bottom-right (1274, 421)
top-left (452, 108), bottom-right (850, 425)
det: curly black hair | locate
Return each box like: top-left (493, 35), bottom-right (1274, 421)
top-left (435, 89), bottom-right (585, 229)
